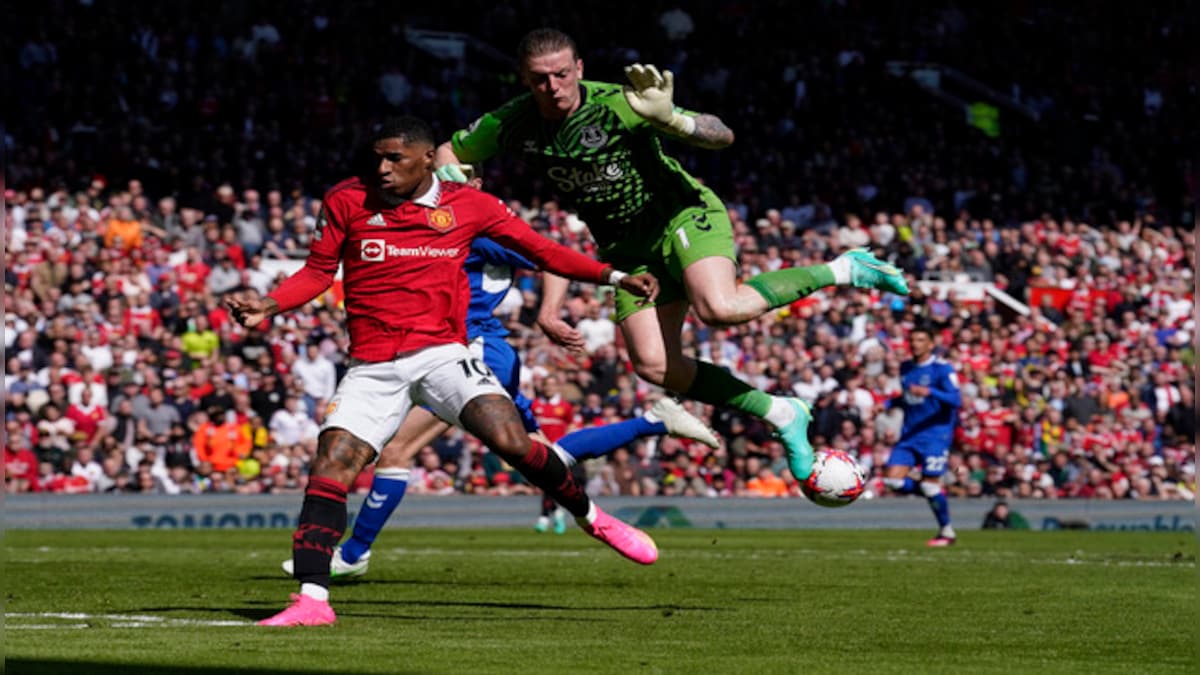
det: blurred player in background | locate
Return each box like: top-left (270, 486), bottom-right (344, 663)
top-left (883, 325), bottom-right (962, 546)
top-left (434, 28), bottom-right (908, 482)
top-left (230, 116), bottom-right (662, 626)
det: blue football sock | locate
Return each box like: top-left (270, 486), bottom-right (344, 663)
top-left (922, 483), bottom-right (952, 529)
top-left (557, 417), bottom-right (667, 461)
top-left (342, 467), bottom-right (409, 564)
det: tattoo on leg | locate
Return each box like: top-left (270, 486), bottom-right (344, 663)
top-left (461, 395), bottom-right (589, 516)
top-left (459, 395), bottom-right (527, 459)
top-left (312, 429), bottom-right (377, 483)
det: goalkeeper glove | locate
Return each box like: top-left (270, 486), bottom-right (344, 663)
top-left (623, 63), bottom-right (696, 136)
top-left (434, 164), bottom-right (473, 183)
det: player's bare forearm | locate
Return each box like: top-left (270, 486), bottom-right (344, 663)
top-left (687, 114), bottom-right (734, 149)
top-left (538, 274), bottom-right (570, 321)
top-left (536, 273), bottom-right (585, 351)
top-left (311, 428), bottom-right (377, 485)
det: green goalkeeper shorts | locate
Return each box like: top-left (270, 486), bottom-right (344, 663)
top-left (600, 186), bottom-right (736, 322)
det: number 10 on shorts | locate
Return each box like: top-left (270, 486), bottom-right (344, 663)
top-left (457, 358), bottom-right (493, 378)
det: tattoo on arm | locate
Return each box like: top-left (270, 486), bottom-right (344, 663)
top-left (312, 428), bottom-right (378, 484)
top-left (689, 114), bottom-right (735, 149)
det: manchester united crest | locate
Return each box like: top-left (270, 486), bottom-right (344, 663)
top-left (426, 207), bottom-right (456, 232)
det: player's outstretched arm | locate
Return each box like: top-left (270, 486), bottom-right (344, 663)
top-left (245, 200), bottom-right (343, 319)
top-left (623, 63), bottom-right (734, 150)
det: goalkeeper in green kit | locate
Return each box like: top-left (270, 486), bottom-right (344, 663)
top-left (435, 28), bottom-right (908, 480)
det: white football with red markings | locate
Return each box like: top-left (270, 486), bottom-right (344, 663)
top-left (801, 450), bottom-right (866, 508)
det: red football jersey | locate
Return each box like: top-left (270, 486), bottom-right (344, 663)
top-left (270, 177), bottom-right (611, 362)
top-left (532, 397), bottom-right (575, 443)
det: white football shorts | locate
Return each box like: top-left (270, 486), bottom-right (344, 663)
top-left (321, 342), bottom-right (509, 453)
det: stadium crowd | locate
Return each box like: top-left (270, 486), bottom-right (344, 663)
top-left (5, 1), bottom-right (1195, 502)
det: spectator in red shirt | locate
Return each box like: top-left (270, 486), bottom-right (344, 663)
top-left (531, 374), bottom-right (575, 443)
top-left (5, 428), bottom-right (40, 493)
top-left (174, 246), bottom-right (210, 299)
top-left (123, 291), bottom-right (162, 339)
top-left (65, 386), bottom-right (110, 445)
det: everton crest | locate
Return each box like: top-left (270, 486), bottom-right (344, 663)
top-left (579, 124), bottom-right (608, 149)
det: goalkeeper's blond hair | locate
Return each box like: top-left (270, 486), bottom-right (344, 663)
top-left (517, 28), bottom-right (578, 63)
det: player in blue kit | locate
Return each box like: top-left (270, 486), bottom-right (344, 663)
top-left (883, 325), bottom-right (961, 547)
top-left (283, 226), bottom-right (718, 578)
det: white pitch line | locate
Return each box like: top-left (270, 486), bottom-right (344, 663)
top-left (6, 612), bottom-right (251, 627)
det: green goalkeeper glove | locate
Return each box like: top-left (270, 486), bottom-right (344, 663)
top-left (434, 164), bottom-right (473, 183)
top-left (623, 63), bottom-right (696, 136)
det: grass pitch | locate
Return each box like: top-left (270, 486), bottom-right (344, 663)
top-left (5, 528), bottom-right (1196, 674)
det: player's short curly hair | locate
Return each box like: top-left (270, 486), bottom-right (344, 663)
top-left (371, 115), bottom-right (435, 147)
top-left (517, 28), bottom-right (578, 63)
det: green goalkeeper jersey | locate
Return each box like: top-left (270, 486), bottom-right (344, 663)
top-left (450, 80), bottom-right (707, 246)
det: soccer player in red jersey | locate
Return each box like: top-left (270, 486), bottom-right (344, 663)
top-left (228, 116), bottom-right (661, 627)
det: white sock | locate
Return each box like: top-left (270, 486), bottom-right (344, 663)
top-left (642, 407), bottom-right (662, 424)
top-left (548, 442), bottom-right (577, 467)
top-left (300, 583), bottom-right (329, 602)
top-left (764, 397), bottom-right (797, 428)
top-left (576, 501), bottom-right (598, 526)
top-left (940, 525), bottom-right (957, 539)
top-left (826, 257), bottom-right (852, 285)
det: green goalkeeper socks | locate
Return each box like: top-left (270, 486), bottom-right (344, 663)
top-left (685, 361), bottom-right (773, 419)
top-left (744, 265), bottom-right (835, 310)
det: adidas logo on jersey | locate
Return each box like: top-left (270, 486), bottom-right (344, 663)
top-left (367, 213), bottom-right (386, 226)
top-left (476, 378), bottom-right (494, 386)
